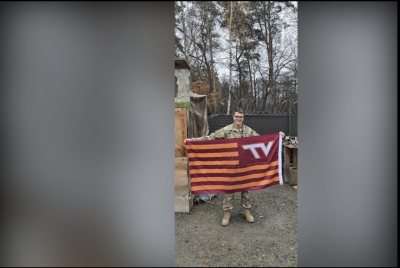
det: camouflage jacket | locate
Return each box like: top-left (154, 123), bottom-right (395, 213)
top-left (191, 123), bottom-right (259, 140)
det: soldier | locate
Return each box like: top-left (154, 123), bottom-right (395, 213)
top-left (185, 108), bottom-right (285, 226)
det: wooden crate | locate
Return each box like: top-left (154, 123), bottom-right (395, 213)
top-left (282, 143), bottom-right (298, 184)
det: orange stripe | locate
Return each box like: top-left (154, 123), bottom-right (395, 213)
top-left (186, 143), bottom-right (238, 150)
top-left (187, 152), bottom-right (239, 158)
top-left (190, 168), bottom-right (279, 183)
top-left (189, 160), bottom-right (239, 166)
top-left (190, 161), bottom-right (279, 174)
top-left (191, 176), bottom-right (280, 191)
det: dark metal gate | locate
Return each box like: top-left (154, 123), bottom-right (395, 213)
top-left (207, 115), bottom-right (298, 137)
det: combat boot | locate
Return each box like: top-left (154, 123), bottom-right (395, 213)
top-left (221, 210), bottom-right (231, 226)
top-left (242, 208), bottom-right (254, 223)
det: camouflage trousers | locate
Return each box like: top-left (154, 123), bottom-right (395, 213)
top-left (222, 191), bottom-right (251, 211)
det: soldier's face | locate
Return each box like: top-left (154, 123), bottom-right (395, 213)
top-left (233, 112), bottom-right (244, 127)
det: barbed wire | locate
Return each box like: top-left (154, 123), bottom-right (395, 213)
top-left (208, 97), bottom-right (298, 116)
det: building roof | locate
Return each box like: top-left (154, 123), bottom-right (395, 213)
top-left (175, 58), bottom-right (191, 70)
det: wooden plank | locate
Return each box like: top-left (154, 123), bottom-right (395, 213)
top-left (175, 59), bottom-right (192, 70)
top-left (175, 108), bottom-right (187, 157)
top-left (283, 144), bottom-right (298, 149)
top-left (175, 184), bottom-right (193, 213)
top-left (175, 157), bottom-right (189, 185)
top-left (285, 147), bottom-right (291, 166)
top-left (175, 156), bottom-right (188, 170)
top-left (175, 156), bottom-right (192, 213)
top-left (283, 146), bottom-right (290, 183)
top-left (293, 148), bottom-right (298, 167)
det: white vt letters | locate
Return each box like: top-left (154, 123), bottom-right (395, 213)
top-left (242, 142), bottom-right (273, 159)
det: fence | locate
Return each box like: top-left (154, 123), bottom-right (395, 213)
top-left (207, 114), bottom-right (298, 137)
top-left (209, 97), bottom-right (298, 116)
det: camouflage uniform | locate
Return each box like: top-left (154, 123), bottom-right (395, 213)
top-left (191, 123), bottom-right (259, 211)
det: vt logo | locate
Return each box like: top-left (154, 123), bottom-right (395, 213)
top-left (242, 142), bottom-right (273, 159)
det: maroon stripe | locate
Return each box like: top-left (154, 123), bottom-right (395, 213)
top-left (189, 164), bottom-right (255, 170)
top-left (189, 165), bottom-right (241, 170)
top-left (189, 164), bottom-right (249, 169)
top-left (186, 148), bottom-right (238, 154)
top-left (189, 164), bottom-right (278, 170)
top-left (189, 165), bottom-right (279, 178)
top-left (188, 156), bottom-right (239, 162)
top-left (191, 181), bottom-right (280, 195)
top-left (191, 175), bottom-right (278, 186)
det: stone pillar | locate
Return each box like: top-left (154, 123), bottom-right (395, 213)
top-left (175, 68), bottom-right (190, 108)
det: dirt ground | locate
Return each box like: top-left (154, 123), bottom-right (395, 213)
top-left (175, 183), bottom-right (298, 267)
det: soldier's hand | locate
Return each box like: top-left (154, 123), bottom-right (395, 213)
top-left (281, 132), bottom-right (285, 138)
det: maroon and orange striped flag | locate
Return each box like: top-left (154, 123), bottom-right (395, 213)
top-left (186, 132), bottom-right (283, 195)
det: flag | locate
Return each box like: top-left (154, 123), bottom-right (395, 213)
top-left (186, 132), bottom-right (283, 195)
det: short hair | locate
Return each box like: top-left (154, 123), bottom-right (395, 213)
top-left (234, 108), bottom-right (244, 115)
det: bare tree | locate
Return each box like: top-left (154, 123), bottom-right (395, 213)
top-left (180, 1), bottom-right (189, 62)
top-left (175, 1), bottom-right (298, 115)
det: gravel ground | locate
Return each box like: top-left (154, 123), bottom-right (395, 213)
top-left (175, 183), bottom-right (298, 267)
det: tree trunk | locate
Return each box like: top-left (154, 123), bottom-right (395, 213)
top-left (227, 1), bottom-right (233, 115)
top-left (255, 1), bottom-right (276, 114)
top-left (206, 2), bottom-right (216, 113)
top-left (247, 56), bottom-right (253, 99)
top-left (235, 44), bottom-right (244, 101)
top-left (181, 1), bottom-right (188, 63)
top-left (253, 65), bottom-right (258, 109)
top-left (266, 1), bottom-right (275, 114)
top-left (236, 57), bottom-right (242, 100)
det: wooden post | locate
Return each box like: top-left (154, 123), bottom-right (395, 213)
top-left (284, 146), bottom-right (291, 183)
top-left (292, 148), bottom-right (298, 167)
top-left (175, 108), bottom-right (187, 157)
